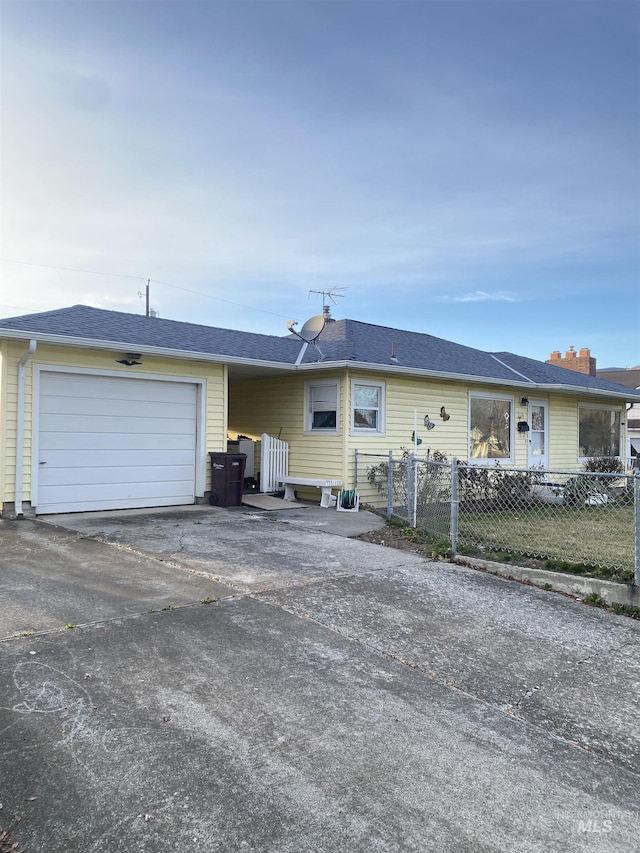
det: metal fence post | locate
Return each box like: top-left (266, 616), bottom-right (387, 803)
top-left (354, 449), bottom-right (358, 491)
top-left (387, 450), bottom-right (394, 518)
top-left (408, 452), bottom-right (417, 527)
top-left (635, 473), bottom-right (640, 587)
top-left (450, 457), bottom-right (459, 556)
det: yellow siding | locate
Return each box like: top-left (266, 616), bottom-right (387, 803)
top-left (0, 344), bottom-right (6, 506)
top-left (230, 368), bottom-right (628, 498)
top-left (0, 341), bottom-right (227, 505)
top-left (229, 372), bottom-right (345, 500)
top-left (345, 374), bottom-right (519, 487)
top-left (548, 394), bottom-right (578, 469)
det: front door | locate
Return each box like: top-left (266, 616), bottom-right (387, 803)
top-left (527, 399), bottom-right (549, 469)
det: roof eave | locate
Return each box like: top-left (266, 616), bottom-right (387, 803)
top-left (0, 329), bottom-right (298, 371)
top-left (295, 359), bottom-right (533, 387)
top-left (297, 360), bottom-right (640, 399)
top-left (3, 330), bottom-right (637, 400)
top-left (536, 383), bottom-right (640, 402)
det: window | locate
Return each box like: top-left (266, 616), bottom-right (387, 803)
top-left (469, 393), bottom-right (513, 463)
top-left (579, 406), bottom-right (621, 459)
top-left (305, 381), bottom-right (339, 433)
top-left (351, 381), bottom-right (385, 434)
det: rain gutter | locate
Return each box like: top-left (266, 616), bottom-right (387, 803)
top-left (15, 339), bottom-right (36, 516)
top-left (0, 329), bottom-right (298, 371)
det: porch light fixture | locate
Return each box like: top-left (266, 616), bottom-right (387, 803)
top-left (116, 353), bottom-right (142, 366)
top-left (520, 397), bottom-right (529, 406)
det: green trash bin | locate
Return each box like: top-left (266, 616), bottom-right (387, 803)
top-left (208, 452), bottom-right (247, 507)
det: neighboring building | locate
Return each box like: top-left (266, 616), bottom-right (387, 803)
top-left (1, 305), bottom-right (638, 516)
top-left (597, 366), bottom-right (640, 466)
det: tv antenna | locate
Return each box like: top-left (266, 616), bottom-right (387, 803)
top-left (309, 286), bottom-right (347, 321)
top-left (287, 314), bottom-right (326, 364)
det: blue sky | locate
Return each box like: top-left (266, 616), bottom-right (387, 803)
top-left (1, 0), bottom-right (638, 368)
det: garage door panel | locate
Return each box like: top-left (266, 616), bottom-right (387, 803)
top-left (39, 433), bottom-right (196, 452)
top-left (39, 464), bottom-right (196, 488)
top-left (39, 453), bottom-right (195, 475)
top-left (41, 374), bottom-right (197, 405)
top-left (37, 372), bottom-right (198, 514)
top-left (40, 395), bottom-right (196, 421)
top-left (40, 413), bottom-right (196, 436)
top-left (38, 479), bottom-right (195, 504)
top-left (38, 495), bottom-right (196, 514)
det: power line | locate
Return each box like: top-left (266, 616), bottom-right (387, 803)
top-left (0, 257), bottom-right (292, 321)
top-left (150, 278), bottom-right (287, 319)
top-left (0, 258), bottom-right (146, 281)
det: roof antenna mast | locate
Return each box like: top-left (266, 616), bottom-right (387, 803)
top-left (309, 286), bottom-right (347, 322)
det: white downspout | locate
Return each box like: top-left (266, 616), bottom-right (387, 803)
top-left (15, 340), bottom-right (37, 516)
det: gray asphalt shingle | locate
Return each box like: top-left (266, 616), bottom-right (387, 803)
top-left (0, 305), bottom-right (637, 398)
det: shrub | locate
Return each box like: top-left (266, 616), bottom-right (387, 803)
top-left (582, 457), bottom-right (624, 474)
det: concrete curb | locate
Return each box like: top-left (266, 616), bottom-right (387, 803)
top-left (455, 555), bottom-right (640, 608)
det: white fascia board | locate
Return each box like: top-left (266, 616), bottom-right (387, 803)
top-left (0, 329), bottom-right (297, 371)
top-left (295, 360), bottom-right (639, 402)
top-left (539, 384), bottom-right (640, 402)
top-left (293, 359), bottom-right (532, 388)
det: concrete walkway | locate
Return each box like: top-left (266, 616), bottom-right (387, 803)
top-left (1, 506), bottom-right (639, 852)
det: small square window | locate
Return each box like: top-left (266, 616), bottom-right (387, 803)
top-left (306, 382), bottom-right (339, 433)
top-left (351, 381), bottom-right (385, 434)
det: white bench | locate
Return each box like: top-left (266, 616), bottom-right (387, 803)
top-left (279, 476), bottom-right (342, 508)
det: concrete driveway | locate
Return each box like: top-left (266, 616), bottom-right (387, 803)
top-left (1, 505), bottom-right (639, 852)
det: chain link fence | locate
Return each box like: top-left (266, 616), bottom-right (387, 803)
top-left (355, 450), bottom-right (640, 584)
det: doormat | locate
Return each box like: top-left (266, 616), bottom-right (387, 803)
top-left (242, 494), bottom-right (305, 511)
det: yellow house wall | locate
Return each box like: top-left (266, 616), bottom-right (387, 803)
top-left (0, 340), bottom-right (227, 507)
top-left (231, 369), bottom-right (630, 500)
top-left (229, 371), bottom-right (346, 500)
top-left (345, 373), bottom-right (535, 487)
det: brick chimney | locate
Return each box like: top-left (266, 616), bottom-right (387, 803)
top-left (546, 346), bottom-right (596, 376)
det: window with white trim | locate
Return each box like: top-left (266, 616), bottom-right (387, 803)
top-left (305, 381), bottom-right (339, 433)
top-left (469, 393), bottom-right (513, 463)
top-left (351, 381), bottom-right (385, 434)
top-left (579, 405), bottom-right (621, 459)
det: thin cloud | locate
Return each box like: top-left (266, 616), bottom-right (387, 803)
top-left (447, 291), bottom-right (524, 303)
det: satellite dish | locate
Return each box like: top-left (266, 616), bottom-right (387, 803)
top-left (286, 320), bottom-right (298, 331)
top-left (297, 314), bottom-right (326, 343)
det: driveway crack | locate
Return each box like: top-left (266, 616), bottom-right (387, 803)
top-left (251, 594), bottom-right (640, 779)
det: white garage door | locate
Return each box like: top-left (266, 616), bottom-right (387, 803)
top-left (37, 372), bottom-right (198, 514)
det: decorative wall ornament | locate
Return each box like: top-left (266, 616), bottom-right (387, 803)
top-left (440, 406), bottom-right (450, 421)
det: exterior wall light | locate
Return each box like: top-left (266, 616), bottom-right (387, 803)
top-left (116, 353), bottom-right (142, 366)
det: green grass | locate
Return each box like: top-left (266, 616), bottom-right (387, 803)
top-left (457, 504), bottom-right (633, 581)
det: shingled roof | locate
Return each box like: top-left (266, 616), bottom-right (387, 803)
top-left (1, 305), bottom-right (638, 399)
top-left (0, 304), bottom-right (301, 364)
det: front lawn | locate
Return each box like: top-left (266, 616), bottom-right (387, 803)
top-left (458, 504), bottom-right (634, 582)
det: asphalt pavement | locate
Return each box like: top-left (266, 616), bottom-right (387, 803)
top-left (1, 504), bottom-right (639, 852)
